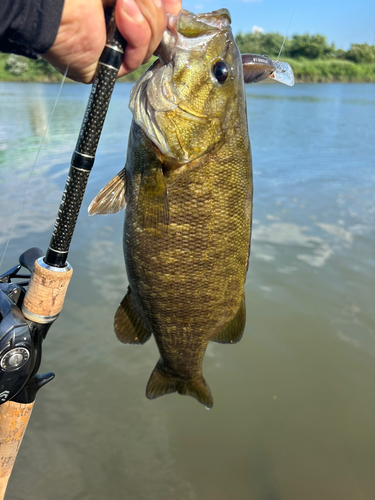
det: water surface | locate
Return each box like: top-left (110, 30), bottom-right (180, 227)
top-left (0, 82), bottom-right (374, 500)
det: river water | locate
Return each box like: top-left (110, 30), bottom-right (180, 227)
top-left (0, 81), bottom-right (374, 500)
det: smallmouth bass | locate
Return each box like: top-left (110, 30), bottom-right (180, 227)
top-left (89, 9), bottom-right (293, 408)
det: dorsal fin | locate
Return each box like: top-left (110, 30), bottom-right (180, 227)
top-left (211, 293), bottom-right (246, 344)
top-left (114, 288), bottom-right (151, 344)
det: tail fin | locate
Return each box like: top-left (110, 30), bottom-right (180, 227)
top-left (146, 360), bottom-right (214, 409)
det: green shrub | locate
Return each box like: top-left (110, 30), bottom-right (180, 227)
top-left (235, 32), bottom-right (285, 59)
top-left (286, 58), bottom-right (375, 82)
top-left (345, 44), bottom-right (375, 64)
top-left (5, 55), bottom-right (29, 76)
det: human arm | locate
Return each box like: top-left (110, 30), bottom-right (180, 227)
top-left (0, 0), bottom-right (182, 83)
top-left (0, 0), bottom-right (64, 59)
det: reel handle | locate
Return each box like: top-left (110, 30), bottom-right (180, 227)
top-left (19, 247), bottom-right (44, 273)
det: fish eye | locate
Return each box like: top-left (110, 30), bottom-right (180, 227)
top-left (213, 61), bottom-right (229, 83)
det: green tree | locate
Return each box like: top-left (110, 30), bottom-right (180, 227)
top-left (34, 58), bottom-right (57, 77)
top-left (235, 32), bottom-right (286, 59)
top-left (288, 34), bottom-right (335, 59)
top-left (345, 44), bottom-right (375, 64)
top-left (335, 48), bottom-right (347, 60)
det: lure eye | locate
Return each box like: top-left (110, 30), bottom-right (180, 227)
top-left (213, 61), bottom-right (229, 83)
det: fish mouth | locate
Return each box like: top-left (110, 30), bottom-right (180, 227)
top-left (151, 9), bottom-right (233, 120)
top-left (154, 14), bottom-right (178, 65)
top-left (154, 9), bottom-right (232, 65)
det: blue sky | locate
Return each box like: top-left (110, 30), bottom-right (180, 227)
top-left (182, 0), bottom-right (375, 49)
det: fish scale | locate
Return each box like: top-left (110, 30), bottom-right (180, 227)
top-left (126, 117), bottom-right (251, 403)
top-left (89, 9), bottom-right (252, 408)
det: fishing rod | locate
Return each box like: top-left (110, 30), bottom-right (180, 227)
top-left (0, 7), bottom-right (126, 498)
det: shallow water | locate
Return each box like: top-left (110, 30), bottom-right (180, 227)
top-left (0, 81), bottom-right (374, 500)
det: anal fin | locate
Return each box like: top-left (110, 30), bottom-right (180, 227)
top-left (88, 168), bottom-right (126, 215)
top-left (114, 288), bottom-right (151, 344)
top-left (212, 293), bottom-right (246, 344)
top-left (146, 360), bottom-right (214, 408)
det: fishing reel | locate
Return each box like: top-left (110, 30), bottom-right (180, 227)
top-left (0, 248), bottom-right (54, 405)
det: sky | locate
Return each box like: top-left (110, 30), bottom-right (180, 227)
top-left (182, 0), bottom-right (375, 49)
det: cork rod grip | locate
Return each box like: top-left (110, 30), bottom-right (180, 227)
top-left (0, 401), bottom-right (34, 500)
top-left (22, 258), bottom-right (73, 323)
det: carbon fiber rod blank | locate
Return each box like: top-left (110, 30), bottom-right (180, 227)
top-left (45, 11), bottom-right (126, 267)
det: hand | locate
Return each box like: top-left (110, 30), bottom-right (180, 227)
top-left (43, 0), bottom-right (181, 83)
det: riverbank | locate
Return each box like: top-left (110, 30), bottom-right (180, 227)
top-left (284, 57), bottom-right (375, 83)
top-left (1, 53), bottom-right (375, 83)
top-left (0, 54), bottom-right (150, 83)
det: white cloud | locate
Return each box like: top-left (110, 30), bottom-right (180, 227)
top-left (252, 222), bottom-right (334, 268)
top-left (252, 25), bottom-right (264, 34)
top-left (314, 222), bottom-right (353, 243)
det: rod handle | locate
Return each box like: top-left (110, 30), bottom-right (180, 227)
top-left (0, 401), bottom-right (34, 500)
top-left (22, 258), bottom-right (73, 324)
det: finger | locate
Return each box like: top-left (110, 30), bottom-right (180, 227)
top-left (116, 0), bottom-right (151, 74)
top-left (116, 0), bottom-right (166, 75)
top-left (135, 0), bottom-right (167, 62)
top-left (162, 0), bottom-right (181, 16)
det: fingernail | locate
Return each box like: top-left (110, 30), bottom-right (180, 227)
top-left (121, 0), bottom-right (144, 23)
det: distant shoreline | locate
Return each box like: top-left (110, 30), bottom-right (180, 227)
top-left (1, 54), bottom-right (374, 84)
top-left (1, 77), bottom-right (375, 84)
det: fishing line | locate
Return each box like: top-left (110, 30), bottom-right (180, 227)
top-left (276, 1), bottom-right (298, 61)
top-left (0, 65), bottom-right (69, 270)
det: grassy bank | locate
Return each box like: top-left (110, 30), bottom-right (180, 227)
top-left (284, 57), bottom-right (375, 83)
top-left (0, 53), bottom-right (63, 82)
top-left (0, 53), bottom-right (153, 83)
top-left (1, 53), bottom-right (375, 84)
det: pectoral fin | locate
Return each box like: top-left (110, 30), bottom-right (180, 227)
top-left (146, 360), bottom-right (214, 408)
top-left (88, 168), bottom-right (126, 215)
top-left (114, 288), bottom-right (151, 344)
top-left (211, 294), bottom-right (246, 344)
top-left (138, 167), bottom-right (169, 230)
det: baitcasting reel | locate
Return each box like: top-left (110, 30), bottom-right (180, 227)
top-left (0, 248), bottom-right (54, 405)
